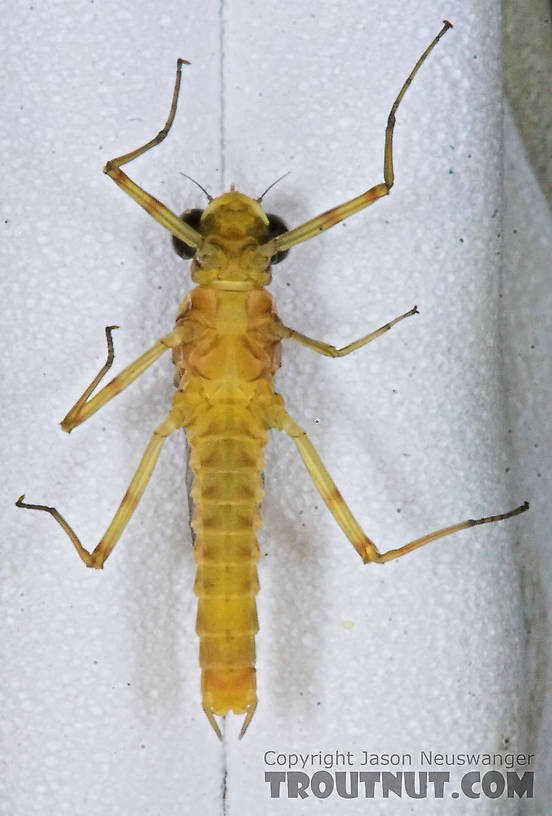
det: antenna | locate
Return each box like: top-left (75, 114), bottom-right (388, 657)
top-left (179, 172), bottom-right (213, 202)
top-left (256, 171), bottom-right (291, 203)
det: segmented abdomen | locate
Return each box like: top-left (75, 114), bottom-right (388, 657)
top-left (187, 403), bottom-right (268, 718)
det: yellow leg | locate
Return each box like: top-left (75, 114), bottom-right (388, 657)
top-left (16, 411), bottom-right (179, 568)
top-left (278, 411), bottom-right (529, 564)
top-left (261, 21), bottom-right (452, 256)
top-left (61, 324), bottom-right (193, 433)
top-left (103, 59), bottom-right (202, 250)
top-left (283, 305), bottom-right (418, 357)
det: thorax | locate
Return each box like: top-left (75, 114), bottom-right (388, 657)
top-left (173, 285), bottom-right (282, 387)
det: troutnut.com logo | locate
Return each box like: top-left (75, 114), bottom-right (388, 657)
top-left (263, 749), bottom-right (535, 800)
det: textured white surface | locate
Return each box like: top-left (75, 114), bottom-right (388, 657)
top-left (2, 0), bottom-right (544, 814)
top-left (501, 102), bottom-right (551, 813)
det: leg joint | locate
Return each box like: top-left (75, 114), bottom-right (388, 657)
top-left (155, 413), bottom-right (179, 438)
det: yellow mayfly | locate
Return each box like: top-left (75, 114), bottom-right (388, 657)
top-left (17, 20), bottom-right (528, 739)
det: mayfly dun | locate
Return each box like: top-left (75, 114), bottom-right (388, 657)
top-left (16, 21), bottom-right (528, 739)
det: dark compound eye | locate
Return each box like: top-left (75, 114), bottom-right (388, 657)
top-left (266, 213), bottom-right (289, 265)
top-left (172, 208), bottom-right (290, 265)
top-left (172, 209), bottom-right (204, 258)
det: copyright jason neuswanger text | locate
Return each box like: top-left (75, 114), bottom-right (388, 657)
top-left (263, 749), bottom-right (535, 800)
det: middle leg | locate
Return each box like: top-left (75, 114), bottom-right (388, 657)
top-left (281, 305), bottom-right (418, 358)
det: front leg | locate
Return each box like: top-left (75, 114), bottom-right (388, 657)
top-left (103, 59), bottom-right (202, 252)
top-left (281, 305), bottom-right (418, 358)
top-left (260, 22), bottom-right (452, 256)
